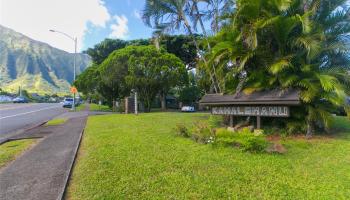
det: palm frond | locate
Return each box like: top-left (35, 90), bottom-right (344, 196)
top-left (268, 56), bottom-right (293, 74)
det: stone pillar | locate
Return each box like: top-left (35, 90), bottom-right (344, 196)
top-left (256, 116), bottom-right (261, 129)
top-left (229, 115), bottom-right (233, 127)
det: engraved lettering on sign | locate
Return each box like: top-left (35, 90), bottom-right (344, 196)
top-left (261, 107), bottom-right (268, 115)
top-left (237, 107), bottom-right (244, 115)
top-left (269, 107), bottom-right (278, 115)
top-left (211, 106), bottom-right (289, 117)
top-left (244, 107), bottom-right (251, 115)
top-left (252, 107), bottom-right (260, 115)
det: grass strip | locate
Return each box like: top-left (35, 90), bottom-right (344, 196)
top-left (46, 118), bottom-right (67, 126)
top-left (0, 139), bottom-right (37, 168)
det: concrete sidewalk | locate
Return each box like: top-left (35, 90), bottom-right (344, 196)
top-left (0, 111), bottom-right (87, 200)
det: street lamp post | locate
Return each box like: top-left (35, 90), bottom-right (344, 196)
top-left (49, 29), bottom-right (77, 111)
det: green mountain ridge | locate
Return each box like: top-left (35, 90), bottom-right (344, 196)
top-left (0, 25), bottom-right (91, 94)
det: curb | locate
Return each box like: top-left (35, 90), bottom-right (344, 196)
top-left (57, 119), bottom-right (86, 200)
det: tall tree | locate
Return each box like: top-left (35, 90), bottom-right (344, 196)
top-left (85, 38), bottom-right (151, 65)
top-left (142, 0), bottom-right (220, 93)
top-left (74, 64), bottom-right (100, 99)
top-left (124, 46), bottom-right (186, 112)
top-left (177, 71), bottom-right (203, 105)
top-left (99, 48), bottom-right (131, 111)
top-left (188, 0), bottom-right (236, 34)
top-left (85, 39), bottom-right (128, 64)
top-left (160, 35), bottom-right (198, 69)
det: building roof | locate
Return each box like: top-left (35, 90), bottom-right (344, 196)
top-left (200, 89), bottom-right (300, 106)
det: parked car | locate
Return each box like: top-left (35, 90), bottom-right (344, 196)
top-left (13, 96), bottom-right (28, 103)
top-left (62, 98), bottom-right (75, 108)
top-left (181, 106), bottom-right (195, 112)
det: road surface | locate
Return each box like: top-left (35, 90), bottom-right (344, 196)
top-left (0, 103), bottom-right (66, 138)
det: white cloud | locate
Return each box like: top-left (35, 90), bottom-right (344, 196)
top-left (133, 9), bottom-right (142, 20)
top-left (0, 0), bottom-right (111, 52)
top-left (109, 15), bottom-right (129, 39)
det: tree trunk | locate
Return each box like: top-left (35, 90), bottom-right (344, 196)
top-left (112, 99), bottom-right (116, 112)
top-left (193, 1), bottom-right (210, 50)
top-left (160, 93), bottom-right (166, 111)
top-left (145, 98), bottom-right (151, 113)
top-left (154, 35), bottom-right (160, 50)
top-left (192, 3), bottom-right (222, 93)
top-left (182, 15), bottom-right (219, 94)
top-left (234, 76), bottom-right (246, 96)
top-left (306, 120), bottom-right (314, 139)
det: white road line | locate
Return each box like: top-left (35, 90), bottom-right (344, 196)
top-left (0, 105), bottom-right (61, 120)
top-left (0, 104), bottom-right (35, 111)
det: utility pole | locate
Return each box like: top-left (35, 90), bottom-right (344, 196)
top-left (50, 29), bottom-right (77, 111)
top-left (73, 37), bottom-right (77, 111)
top-left (18, 86), bottom-right (22, 96)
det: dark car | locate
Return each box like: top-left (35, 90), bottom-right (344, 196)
top-left (13, 96), bottom-right (29, 103)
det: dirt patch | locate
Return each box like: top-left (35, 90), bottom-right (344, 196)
top-left (267, 134), bottom-right (336, 142)
top-left (266, 142), bottom-right (287, 154)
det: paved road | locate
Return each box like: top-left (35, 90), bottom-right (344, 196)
top-left (0, 103), bottom-right (66, 137)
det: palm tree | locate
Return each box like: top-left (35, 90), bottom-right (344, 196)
top-left (206, 0), bottom-right (350, 136)
top-left (188, 0), bottom-right (236, 34)
top-left (142, 0), bottom-right (220, 93)
top-left (185, 0), bottom-right (236, 92)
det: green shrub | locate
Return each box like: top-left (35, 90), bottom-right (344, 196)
top-left (253, 129), bottom-right (264, 135)
top-left (191, 121), bottom-right (214, 144)
top-left (208, 115), bottom-right (222, 129)
top-left (215, 128), bottom-right (234, 138)
top-left (214, 127), bottom-right (268, 152)
top-left (285, 121), bottom-right (306, 135)
top-left (174, 123), bottom-right (190, 137)
top-left (214, 128), bottom-right (235, 146)
top-left (237, 134), bottom-right (268, 152)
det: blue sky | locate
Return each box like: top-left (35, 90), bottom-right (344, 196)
top-left (0, 0), bottom-right (156, 53)
top-left (0, 0), bottom-right (205, 53)
top-left (82, 0), bottom-right (154, 50)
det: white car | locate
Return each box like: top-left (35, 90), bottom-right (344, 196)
top-left (62, 98), bottom-right (74, 108)
top-left (181, 106), bottom-right (195, 112)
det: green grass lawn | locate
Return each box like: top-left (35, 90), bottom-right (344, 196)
top-left (75, 104), bottom-right (86, 112)
top-left (67, 104), bottom-right (86, 112)
top-left (45, 118), bottom-right (67, 126)
top-left (89, 103), bottom-right (112, 112)
top-left (67, 113), bottom-right (350, 199)
top-left (0, 139), bottom-right (36, 168)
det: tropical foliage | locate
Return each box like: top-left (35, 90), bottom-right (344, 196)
top-left (143, 0), bottom-right (223, 93)
top-left (76, 36), bottom-right (196, 109)
top-left (104, 45), bottom-right (186, 112)
top-left (203, 0), bottom-right (350, 136)
top-left (75, 0), bottom-right (349, 136)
